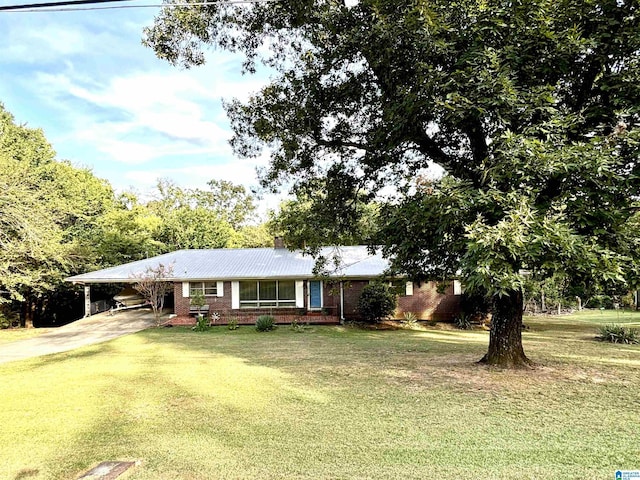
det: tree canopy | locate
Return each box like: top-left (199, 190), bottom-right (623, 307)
top-left (146, 0), bottom-right (640, 366)
top-left (0, 103), bottom-right (271, 327)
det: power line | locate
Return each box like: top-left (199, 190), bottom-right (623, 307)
top-left (0, 0), bottom-right (274, 12)
top-left (0, 0), bottom-right (132, 10)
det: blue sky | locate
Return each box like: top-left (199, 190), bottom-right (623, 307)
top-left (0, 2), bottom-right (276, 209)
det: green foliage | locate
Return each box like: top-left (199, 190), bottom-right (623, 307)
top-left (236, 224), bottom-right (273, 248)
top-left (227, 318), bottom-right (239, 330)
top-left (147, 178), bottom-right (256, 250)
top-left (596, 324), bottom-right (639, 345)
top-left (357, 283), bottom-right (397, 324)
top-left (290, 318), bottom-right (309, 333)
top-left (268, 182), bottom-right (379, 251)
top-left (587, 295), bottom-right (615, 310)
top-left (141, 2), bottom-right (640, 365)
top-left (192, 314), bottom-right (209, 332)
top-left (454, 313), bottom-right (473, 330)
top-left (255, 315), bottom-right (276, 332)
top-left (190, 291), bottom-right (206, 310)
top-left (0, 312), bottom-right (12, 329)
top-left (621, 292), bottom-right (635, 309)
top-left (401, 311), bottom-right (418, 328)
top-left (0, 104), bottom-right (120, 325)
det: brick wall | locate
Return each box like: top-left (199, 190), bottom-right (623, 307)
top-left (172, 281), bottom-right (340, 326)
top-left (171, 279), bottom-right (461, 325)
top-left (397, 281), bottom-right (461, 321)
top-left (324, 279), bottom-right (461, 321)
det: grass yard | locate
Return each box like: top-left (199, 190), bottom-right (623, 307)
top-left (0, 327), bottom-right (52, 345)
top-left (1, 311), bottom-right (639, 480)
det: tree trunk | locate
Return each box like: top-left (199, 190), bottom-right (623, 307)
top-left (21, 297), bottom-right (34, 329)
top-left (479, 289), bottom-right (531, 368)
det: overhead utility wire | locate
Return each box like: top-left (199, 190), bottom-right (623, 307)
top-left (0, 0), bottom-right (132, 10)
top-left (0, 0), bottom-right (273, 12)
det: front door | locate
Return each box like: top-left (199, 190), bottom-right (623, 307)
top-left (309, 280), bottom-right (322, 309)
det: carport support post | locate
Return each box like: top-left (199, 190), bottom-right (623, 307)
top-left (84, 285), bottom-right (91, 317)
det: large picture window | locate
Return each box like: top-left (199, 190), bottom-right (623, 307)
top-left (190, 282), bottom-right (217, 297)
top-left (239, 280), bottom-right (296, 308)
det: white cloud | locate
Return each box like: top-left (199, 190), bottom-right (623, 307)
top-left (34, 69), bottom-right (241, 164)
top-left (1, 5), bottom-right (278, 207)
top-left (123, 152), bottom-right (270, 190)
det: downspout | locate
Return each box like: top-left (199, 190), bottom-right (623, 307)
top-left (83, 284), bottom-right (91, 317)
top-left (340, 281), bottom-right (345, 323)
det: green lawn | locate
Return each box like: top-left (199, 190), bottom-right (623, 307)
top-left (0, 327), bottom-right (52, 345)
top-left (1, 311), bottom-right (639, 480)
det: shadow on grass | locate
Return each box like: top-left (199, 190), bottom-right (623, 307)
top-left (36, 337), bottom-right (332, 479)
top-left (14, 468), bottom-right (39, 480)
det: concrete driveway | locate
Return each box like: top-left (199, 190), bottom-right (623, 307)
top-left (0, 308), bottom-right (159, 365)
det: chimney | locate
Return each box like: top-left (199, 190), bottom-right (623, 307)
top-left (274, 236), bottom-right (286, 249)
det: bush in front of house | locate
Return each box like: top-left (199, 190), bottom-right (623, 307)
top-left (256, 315), bottom-right (276, 332)
top-left (357, 282), bottom-right (397, 323)
top-left (453, 312), bottom-right (473, 330)
top-left (192, 314), bottom-right (209, 332)
top-left (401, 311), bottom-right (418, 328)
top-left (596, 324), bottom-right (639, 344)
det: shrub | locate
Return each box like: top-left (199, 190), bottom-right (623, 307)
top-left (228, 318), bottom-right (239, 330)
top-left (454, 313), bottom-right (472, 330)
top-left (192, 314), bottom-right (209, 332)
top-left (256, 315), bottom-right (276, 332)
top-left (190, 291), bottom-right (206, 310)
top-left (291, 318), bottom-right (309, 333)
top-left (401, 311), bottom-right (418, 327)
top-left (357, 282), bottom-right (397, 323)
top-left (588, 295), bottom-right (614, 309)
top-left (596, 324), bottom-right (639, 344)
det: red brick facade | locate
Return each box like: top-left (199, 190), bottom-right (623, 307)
top-left (169, 279), bottom-right (461, 326)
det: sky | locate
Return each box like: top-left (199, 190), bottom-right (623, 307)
top-left (0, 1), bottom-right (278, 212)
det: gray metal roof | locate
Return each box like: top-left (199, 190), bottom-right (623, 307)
top-left (66, 246), bottom-right (390, 284)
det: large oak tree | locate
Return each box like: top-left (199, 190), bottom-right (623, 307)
top-left (145, 0), bottom-right (640, 367)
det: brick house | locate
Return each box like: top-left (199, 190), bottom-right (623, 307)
top-left (67, 245), bottom-right (461, 325)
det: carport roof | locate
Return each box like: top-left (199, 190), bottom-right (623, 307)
top-left (66, 246), bottom-right (390, 284)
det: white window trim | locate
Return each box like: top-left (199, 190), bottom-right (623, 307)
top-left (231, 282), bottom-right (240, 309)
top-left (405, 281), bottom-right (413, 296)
top-left (295, 281), bottom-right (304, 308)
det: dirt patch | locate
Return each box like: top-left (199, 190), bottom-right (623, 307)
top-left (77, 461), bottom-right (137, 480)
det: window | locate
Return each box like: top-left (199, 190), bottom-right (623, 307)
top-left (239, 280), bottom-right (296, 308)
top-left (390, 279), bottom-right (408, 296)
top-left (190, 282), bottom-right (217, 297)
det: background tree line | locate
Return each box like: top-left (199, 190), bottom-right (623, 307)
top-left (0, 103), bottom-right (272, 328)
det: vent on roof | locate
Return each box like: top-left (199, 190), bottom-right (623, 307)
top-left (274, 236), bottom-right (286, 249)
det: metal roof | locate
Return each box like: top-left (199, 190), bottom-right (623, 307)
top-left (66, 246), bottom-right (390, 284)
